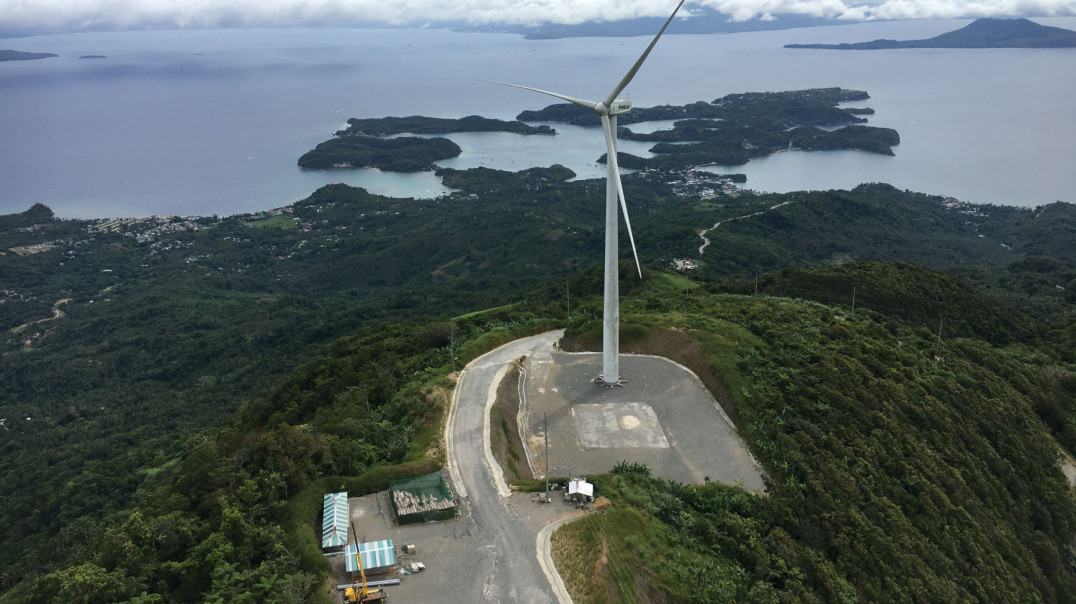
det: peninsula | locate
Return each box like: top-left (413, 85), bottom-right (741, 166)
top-left (0, 50), bottom-right (58, 62)
top-left (522, 87), bottom-right (899, 170)
top-left (786, 17), bottom-right (1076, 49)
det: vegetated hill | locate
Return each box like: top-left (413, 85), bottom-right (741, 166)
top-left (552, 273), bottom-right (1076, 603)
top-left (689, 183), bottom-right (1047, 276)
top-left (1, 178), bottom-right (1074, 600)
top-left (8, 261), bottom-right (1073, 602)
top-left (0, 202), bottom-right (54, 230)
top-left (979, 201), bottom-right (1076, 260)
top-left (0, 307), bottom-right (560, 603)
top-left (708, 262), bottom-right (1039, 346)
top-left (786, 17), bottom-right (1076, 49)
top-left (0, 50), bottom-right (58, 61)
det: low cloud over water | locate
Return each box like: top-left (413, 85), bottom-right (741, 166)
top-left (2, 0), bottom-right (1074, 34)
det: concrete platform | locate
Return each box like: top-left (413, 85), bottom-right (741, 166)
top-left (522, 348), bottom-right (765, 492)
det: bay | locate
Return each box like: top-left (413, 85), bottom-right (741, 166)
top-left (0, 18), bottom-right (1074, 218)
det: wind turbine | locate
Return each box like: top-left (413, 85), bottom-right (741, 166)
top-left (487, 0), bottom-right (686, 386)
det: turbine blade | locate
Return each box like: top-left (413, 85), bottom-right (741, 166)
top-left (603, 0), bottom-right (687, 108)
top-left (477, 79), bottom-right (602, 111)
top-left (601, 115), bottom-right (642, 278)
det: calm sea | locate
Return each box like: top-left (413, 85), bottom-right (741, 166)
top-left (1, 18), bottom-right (1074, 218)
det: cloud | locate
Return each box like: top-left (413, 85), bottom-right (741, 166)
top-left (846, 0), bottom-right (1076, 20)
top-left (1, 0), bottom-right (1073, 33)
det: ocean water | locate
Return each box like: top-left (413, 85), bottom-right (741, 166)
top-left (1, 18), bottom-right (1074, 218)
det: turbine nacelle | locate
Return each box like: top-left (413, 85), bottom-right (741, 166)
top-left (606, 100), bottom-right (632, 115)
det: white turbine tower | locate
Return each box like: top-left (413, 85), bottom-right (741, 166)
top-left (488, 0), bottom-right (686, 386)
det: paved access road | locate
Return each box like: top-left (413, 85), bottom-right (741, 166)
top-left (445, 330), bottom-right (571, 603)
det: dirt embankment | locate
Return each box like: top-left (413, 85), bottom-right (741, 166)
top-left (491, 359), bottom-right (534, 484)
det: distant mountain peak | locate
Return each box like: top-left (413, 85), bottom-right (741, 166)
top-left (786, 17), bottom-right (1076, 50)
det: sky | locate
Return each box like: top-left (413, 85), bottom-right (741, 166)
top-left (0, 0), bottom-right (1074, 33)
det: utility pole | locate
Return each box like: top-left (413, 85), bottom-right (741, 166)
top-left (754, 272), bottom-right (758, 296)
top-left (938, 318), bottom-right (944, 341)
top-left (566, 283), bottom-right (570, 321)
top-left (544, 412), bottom-right (550, 502)
top-left (851, 286), bottom-right (856, 317)
top-left (450, 321), bottom-right (456, 375)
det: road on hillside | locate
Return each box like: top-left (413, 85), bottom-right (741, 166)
top-left (445, 330), bottom-right (570, 603)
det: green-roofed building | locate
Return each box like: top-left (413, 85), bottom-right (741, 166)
top-left (322, 491), bottom-right (349, 551)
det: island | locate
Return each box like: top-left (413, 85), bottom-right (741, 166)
top-left (0, 50), bottom-right (58, 62)
top-left (336, 115), bottom-right (555, 137)
top-left (786, 18), bottom-right (1076, 49)
top-left (302, 88), bottom-right (898, 173)
top-left (522, 88), bottom-right (899, 170)
top-left (299, 115), bottom-right (555, 171)
top-left (79, 55), bottom-right (108, 59)
top-left (298, 135), bottom-right (462, 171)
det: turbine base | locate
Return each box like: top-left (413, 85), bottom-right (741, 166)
top-left (593, 374), bottom-right (627, 388)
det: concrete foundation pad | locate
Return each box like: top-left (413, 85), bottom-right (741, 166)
top-left (572, 402), bottom-right (670, 448)
top-left (524, 351), bottom-right (765, 492)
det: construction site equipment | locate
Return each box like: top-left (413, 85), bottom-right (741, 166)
top-left (337, 579), bottom-right (400, 591)
top-left (345, 521), bottom-right (388, 602)
top-left (343, 544), bottom-right (386, 603)
top-left (405, 562), bottom-right (425, 574)
top-left (389, 473), bottom-right (457, 525)
top-left (401, 544), bottom-right (417, 555)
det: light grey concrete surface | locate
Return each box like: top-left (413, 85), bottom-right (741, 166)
top-left (572, 402), bottom-right (670, 449)
top-left (524, 351), bottom-right (765, 492)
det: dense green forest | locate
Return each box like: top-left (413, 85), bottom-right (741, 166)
top-left (296, 135), bottom-right (462, 171)
top-left (2, 161), bottom-right (1074, 601)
